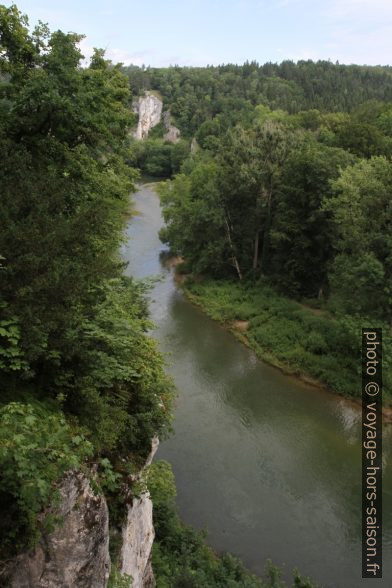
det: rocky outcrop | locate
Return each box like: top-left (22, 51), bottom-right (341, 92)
top-left (162, 110), bottom-right (181, 143)
top-left (3, 472), bottom-right (110, 588)
top-left (132, 92), bottom-right (181, 143)
top-left (145, 436), bottom-right (159, 468)
top-left (133, 92), bottom-right (163, 140)
top-left (120, 494), bottom-right (155, 588)
top-left (2, 437), bottom-right (160, 588)
top-left (119, 437), bottom-right (159, 588)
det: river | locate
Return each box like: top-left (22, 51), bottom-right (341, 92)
top-left (122, 183), bottom-right (392, 588)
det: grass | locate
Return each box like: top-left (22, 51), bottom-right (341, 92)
top-left (183, 277), bottom-right (391, 405)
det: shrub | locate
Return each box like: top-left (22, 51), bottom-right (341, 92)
top-left (305, 332), bottom-right (328, 355)
top-left (0, 402), bottom-right (93, 556)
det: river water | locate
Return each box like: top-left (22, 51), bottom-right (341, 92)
top-left (122, 183), bottom-right (392, 588)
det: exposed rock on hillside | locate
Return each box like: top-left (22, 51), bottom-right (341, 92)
top-left (1, 440), bottom-right (160, 588)
top-left (120, 494), bottom-right (155, 588)
top-left (119, 437), bottom-right (159, 588)
top-left (3, 472), bottom-right (110, 588)
top-left (132, 92), bottom-right (181, 143)
top-left (132, 92), bottom-right (163, 140)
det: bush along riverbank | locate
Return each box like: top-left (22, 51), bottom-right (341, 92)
top-left (156, 96), bottom-right (392, 415)
top-left (0, 8), bottom-right (321, 587)
top-left (180, 275), bottom-right (391, 409)
top-left (148, 460), bottom-right (319, 588)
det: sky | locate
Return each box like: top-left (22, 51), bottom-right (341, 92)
top-left (11, 0), bottom-right (392, 67)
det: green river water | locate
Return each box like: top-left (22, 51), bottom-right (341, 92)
top-left (122, 183), bottom-right (392, 588)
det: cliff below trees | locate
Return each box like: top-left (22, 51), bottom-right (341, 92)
top-left (1, 439), bottom-right (160, 588)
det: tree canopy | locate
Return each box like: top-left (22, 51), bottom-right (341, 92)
top-left (0, 4), bottom-right (173, 555)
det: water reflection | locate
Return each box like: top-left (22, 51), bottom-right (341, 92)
top-left (123, 185), bottom-right (392, 588)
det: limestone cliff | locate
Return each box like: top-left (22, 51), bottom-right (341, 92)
top-left (132, 92), bottom-right (180, 143)
top-left (2, 438), bottom-right (160, 588)
top-left (132, 92), bottom-right (163, 140)
top-left (190, 137), bottom-right (199, 153)
top-left (120, 437), bottom-right (159, 588)
top-left (120, 495), bottom-right (155, 588)
top-left (2, 472), bottom-right (110, 588)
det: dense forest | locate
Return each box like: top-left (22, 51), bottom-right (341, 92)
top-left (124, 65), bottom-right (392, 402)
top-left (124, 61), bottom-right (392, 135)
top-left (0, 2), bottom-right (175, 577)
top-left (1, 2), bottom-right (391, 586)
top-left (123, 62), bottom-right (392, 178)
top-left (0, 5), bottom-right (318, 588)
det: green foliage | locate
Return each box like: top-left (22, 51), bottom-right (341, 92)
top-left (0, 304), bottom-right (29, 373)
top-left (123, 61), bottom-right (392, 137)
top-left (159, 161), bottom-right (231, 276)
top-left (292, 570), bottom-right (319, 588)
top-left (0, 5), bottom-right (174, 555)
top-left (185, 279), bottom-right (391, 403)
top-left (148, 121), bottom-right (165, 139)
top-left (141, 139), bottom-right (173, 177)
top-left (0, 401), bottom-right (93, 556)
top-left (326, 156), bottom-right (392, 320)
top-left (61, 277), bottom-right (174, 455)
top-left (159, 95), bottom-right (392, 347)
top-left (148, 461), bottom-right (318, 588)
top-left (147, 460), bottom-right (177, 506)
top-left (0, 5), bottom-right (136, 391)
top-left (270, 139), bottom-right (356, 296)
top-left (128, 138), bottom-right (190, 178)
top-left (160, 120), bottom-right (301, 280)
top-left (108, 566), bottom-right (132, 588)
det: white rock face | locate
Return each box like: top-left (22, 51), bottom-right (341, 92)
top-left (145, 436), bottom-right (159, 467)
top-left (120, 493), bottom-right (155, 588)
top-left (2, 438), bottom-right (161, 588)
top-left (119, 437), bottom-right (159, 588)
top-left (132, 94), bottom-right (181, 143)
top-left (4, 472), bottom-right (110, 588)
top-left (133, 93), bottom-right (163, 140)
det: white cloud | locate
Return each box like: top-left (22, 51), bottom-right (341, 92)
top-left (105, 48), bottom-right (153, 66)
top-left (78, 39), bottom-right (153, 67)
top-left (276, 0), bottom-right (392, 12)
top-left (327, 23), bottom-right (392, 65)
top-left (326, 0), bottom-right (392, 18)
top-left (274, 0), bottom-right (392, 65)
top-left (77, 0), bottom-right (392, 68)
top-left (78, 38), bottom-right (94, 65)
top-left (323, 0), bottom-right (392, 65)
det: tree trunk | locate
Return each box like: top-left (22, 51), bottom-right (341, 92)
top-left (260, 185), bottom-right (272, 275)
top-left (253, 230), bottom-right (259, 271)
top-left (223, 214), bottom-right (242, 281)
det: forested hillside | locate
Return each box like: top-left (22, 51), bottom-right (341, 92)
top-left (0, 5), bottom-right (318, 587)
top-left (0, 2), bottom-right (175, 565)
top-left (1, 1), bottom-right (391, 585)
top-left (124, 61), bottom-right (392, 135)
top-left (143, 68), bottom-right (392, 403)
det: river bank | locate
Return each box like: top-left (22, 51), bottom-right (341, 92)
top-left (177, 275), bottom-right (392, 421)
top-left (124, 184), bottom-right (392, 588)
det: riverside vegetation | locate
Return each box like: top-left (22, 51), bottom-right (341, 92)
top-left (143, 72), bottom-right (392, 404)
top-left (125, 63), bottom-right (391, 406)
top-left (0, 5), bottom-right (318, 588)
